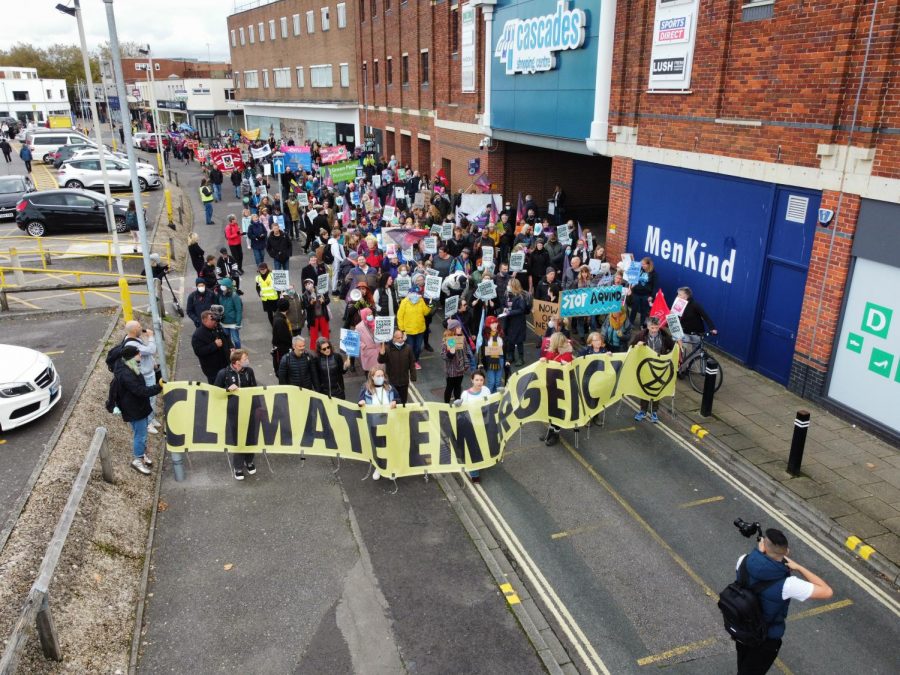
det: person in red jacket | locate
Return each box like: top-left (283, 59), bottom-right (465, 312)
top-left (224, 214), bottom-right (244, 274)
top-left (538, 331), bottom-right (574, 445)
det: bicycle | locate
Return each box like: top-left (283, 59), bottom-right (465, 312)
top-left (678, 332), bottom-right (724, 394)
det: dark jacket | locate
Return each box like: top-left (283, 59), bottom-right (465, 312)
top-left (213, 364), bottom-right (258, 390)
top-left (186, 289), bottom-right (215, 327)
top-left (278, 350), bottom-right (319, 390)
top-left (630, 268), bottom-right (658, 305)
top-left (535, 278), bottom-right (561, 303)
top-left (377, 342), bottom-right (417, 387)
top-left (209, 168), bottom-right (224, 185)
top-left (272, 312), bottom-right (293, 353)
top-left (248, 221), bottom-right (268, 250)
top-left (528, 248), bottom-right (551, 282)
top-left (742, 549), bottom-right (791, 639)
top-left (113, 360), bottom-right (162, 422)
top-left (266, 232), bottom-right (292, 263)
top-left (188, 242), bottom-right (205, 274)
top-left (679, 299), bottom-right (716, 335)
top-left (230, 171), bottom-right (242, 187)
top-left (191, 324), bottom-right (230, 377)
top-left (502, 293), bottom-right (528, 345)
top-left (629, 327), bottom-right (675, 355)
top-left (316, 354), bottom-right (347, 398)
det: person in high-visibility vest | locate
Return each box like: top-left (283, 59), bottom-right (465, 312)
top-left (255, 261), bottom-right (280, 325)
top-left (199, 178), bottom-right (215, 225)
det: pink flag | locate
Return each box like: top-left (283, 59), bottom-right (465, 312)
top-left (474, 173), bottom-right (492, 193)
top-left (387, 189), bottom-right (396, 208)
top-left (516, 192), bottom-right (525, 223)
top-left (374, 193), bottom-right (382, 209)
top-left (342, 201), bottom-right (351, 226)
top-left (489, 200), bottom-right (499, 226)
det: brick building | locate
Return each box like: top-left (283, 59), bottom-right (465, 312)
top-left (227, 0), bottom-right (360, 147)
top-left (119, 58), bottom-right (231, 86)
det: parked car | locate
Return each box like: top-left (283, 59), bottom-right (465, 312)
top-left (140, 133), bottom-right (170, 152)
top-left (0, 117), bottom-right (21, 137)
top-left (67, 148), bottom-right (151, 166)
top-left (58, 158), bottom-right (161, 192)
top-left (132, 132), bottom-right (152, 148)
top-left (0, 344), bottom-right (61, 431)
top-left (51, 142), bottom-right (98, 168)
top-left (0, 175), bottom-right (36, 223)
top-left (27, 131), bottom-right (91, 163)
top-left (15, 188), bottom-right (134, 237)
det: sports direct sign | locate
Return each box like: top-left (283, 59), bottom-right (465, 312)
top-left (494, 0), bottom-right (586, 75)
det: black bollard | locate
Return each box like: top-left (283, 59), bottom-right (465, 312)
top-left (787, 410), bottom-right (811, 476)
top-left (700, 357), bottom-right (719, 417)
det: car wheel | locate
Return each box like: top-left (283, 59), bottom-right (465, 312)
top-left (138, 177), bottom-right (149, 192)
top-left (42, 153), bottom-right (52, 163)
top-left (115, 216), bottom-right (127, 233)
top-left (65, 179), bottom-right (84, 189)
top-left (25, 221), bottom-right (46, 237)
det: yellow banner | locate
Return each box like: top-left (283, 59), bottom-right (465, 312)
top-left (163, 346), bottom-right (679, 478)
top-left (240, 128), bottom-right (260, 141)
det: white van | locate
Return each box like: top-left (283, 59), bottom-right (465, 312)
top-left (27, 131), bottom-right (91, 163)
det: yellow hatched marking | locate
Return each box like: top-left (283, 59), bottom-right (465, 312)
top-left (551, 522), bottom-right (605, 540)
top-left (31, 163), bottom-right (59, 191)
top-left (679, 496), bottom-right (725, 509)
top-left (499, 582), bottom-right (521, 605)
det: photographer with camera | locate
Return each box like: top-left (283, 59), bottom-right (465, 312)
top-left (191, 309), bottom-right (232, 384)
top-left (724, 521), bottom-right (832, 674)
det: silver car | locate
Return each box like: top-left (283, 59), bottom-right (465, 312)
top-left (57, 158), bottom-right (161, 192)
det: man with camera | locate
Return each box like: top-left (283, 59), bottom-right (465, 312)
top-left (191, 309), bottom-right (232, 384)
top-left (731, 526), bottom-right (833, 674)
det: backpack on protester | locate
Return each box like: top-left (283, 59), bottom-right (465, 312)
top-left (104, 337), bottom-right (134, 373)
top-left (322, 244), bottom-right (335, 265)
top-left (717, 557), bottom-right (782, 647)
top-left (523, 291), bottom-right (534, 314)
top-left (104, 375), bottom-right (121, 414)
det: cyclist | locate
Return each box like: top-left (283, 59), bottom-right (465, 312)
top-left (676, 286), bottom-right (717, 348)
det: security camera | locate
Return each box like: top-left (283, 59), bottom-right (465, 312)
top-left (478, 138), bottom-right (486, 149)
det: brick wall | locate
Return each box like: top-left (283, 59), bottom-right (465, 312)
top-left (605, 156), bottom-right (632, 261)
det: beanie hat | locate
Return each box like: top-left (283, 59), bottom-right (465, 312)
top-left (195, 277), bottom-right (206, 285)
top-left (219, 278), bottom-right (233, 288)
top-left (276, 297), bottom-right (290, 311)
top-left (121, 345), bottom-right (140, 360)
top-left (447, 319), bottom-right (461, 331)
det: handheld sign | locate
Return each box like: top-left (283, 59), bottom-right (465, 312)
top-left (441, 222), bottom-right (453, 239)
top-left (374, 316), bottom-right (395, 343)
top-left (666, 313), bottom-right (684, 340)
top-left (671, 296), bottom-right (688, 317)
top-left (588, 259), bottom-right (602, 275)
top-left (482, 246), bottom-right (494, 267)
top-left (394, 186), bottom-right (406, 201)
top-left (485, 343), bottom-right (503, 357)
top-left (425, 268), bottom-right (440, 277)
top-left (316, 273), bottom-right (330, 296)
top-left (298, 192), bottom-right (309, 206)
top-left (272, 270), bottom-right (290, 291)
top-left (424, 236), bottom-right (438, 255)
top-left (424, 275), bottom-right (441, 300)
top-left (475, 280), bottom-right (496, 300)
top-left (383, 205), bottom-right (396, 222)
top-left (559, 286), bottom-right (625, 317)
top-left (402, 246), bottom-right (415, 262)
top-left (625, 261), bottom-right (642, 285)
top-left (335, 196), bottom-right (344, 207)
top-left (510, 251), bottom-right (525, 273)
top-left (558, 224), bottom-right (571, 246)
top-left (531, 300), bottom-right (560, 337)
top-left (430, 224), bottom-right (442, 236)
top-left (396, 275), bottom-right (411, 296)
top-left (444, 294), bottom-right (460, 318)
top-left (340, 328), bottom-right (361, 357)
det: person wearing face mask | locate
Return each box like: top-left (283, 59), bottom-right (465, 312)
top-left (217, 278), bottom-right (243, 348)
top-left (113, 344), bottom-right (163, 475)
top-left (378, 330), bottom-right (416, 404)
top-left (357, 368), bottom-right (398, 408)
top-left (187, 277), bottom-right (216, 328)
top-left (214, 349), bottom-right (259, 481)
top-left (397, 286), bottom-right (432, 368)
top-left (355, 308), bottom-right (381, 372)
top-left (478, 316), bottom-right (505, 393)
top-left (629, 316), bottom-right (675, 423)
top-left (442, 319), bottom-right (471, 403)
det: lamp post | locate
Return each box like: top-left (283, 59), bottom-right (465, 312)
top-left (55, 0), bottom-right (124, 277)
top-left (138, 45), bottom-right (175, 228)
top-left (102, 0), bottom-right (169, 380)
top-left (98, 57), bottom-right (118, 152)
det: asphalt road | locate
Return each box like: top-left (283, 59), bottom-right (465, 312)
top-left (0, 309), bottom-right (115, 538)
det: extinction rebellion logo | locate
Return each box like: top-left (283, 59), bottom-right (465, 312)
top-left (494, 0), bottom-right (587, 75)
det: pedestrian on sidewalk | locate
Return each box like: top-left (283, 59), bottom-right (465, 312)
top-left (192, 310), bottom-right (231, 384)
top-left (209, 166), bottom-right (224, 202)
top-left (377, 330), bottom-right (416, 405)
top-left (122, 320), bottom-right (163, 434)
top-left (126, 199), bottom-right (140, 253)
top-left (113, 344), bottom-right (162, 475)
top-left (19, 144), bottom-right (32, 173)
top-left (0, 138), bottom-right (12, 163)
top-left (732, 529), bottom-right (832, 674)
top-left (223, 216), bottom-right (245, 275)
top-left (629, 316), bottom-right (674, 423)
top-left (186, 277), bottom-right (214, 327)
top-left (217, 278), bottom-right (243, 348)
top-left (214, 349), bottom-right (258, 481)
top-left (199, 178), bottom-right (215, 224)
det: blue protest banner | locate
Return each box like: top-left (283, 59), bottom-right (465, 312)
top-left (625, 261), bottom-right (642, 285)
top-left (340, 328), bottom-right (361, 357)
top-left (560, 286), bottom-right (625, 317)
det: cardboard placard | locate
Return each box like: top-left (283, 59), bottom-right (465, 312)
top-left (666, 313), bottom-right (684, 340)
top-left (374, 316), bottom-right (395, 343)
top-left (510, 251), bottom-right (526, 273)
top-left (424, 236), bottom-right (438, 254)
top-left (443, 335), bottom-right (465, 351)
top-left (671, 296), bottom-right (688, 317)
top-left (272, 270), bottom-right (290, 291)
top-left (475, 280), bottom-right (496, 300)
top-left (396, 275), bottom-right (411, 296)
top-left (424, 275), bottom-right (442, 300)
top-left (444, 294), bottom-right (460, 318)
top-left (340, 328), bottom-right (360, 357)
top-left (485, 344), bottom-right (503, 357)
top-left (425, 268), bottom-right (440, 277)
top-left (482, 246), bottom-right (494, 267)
top-left (441, 222), bottom-right (453, 239)
top-left (316, 273), bottom-right (330, 296)
top-left (531, 300), bottom-right (560, 337)
top-left (383, 205), bottom-right (396, 222)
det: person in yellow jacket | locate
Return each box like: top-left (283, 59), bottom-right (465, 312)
top-left (396, 290), bottom-right (432, 369)
top-left (255, 261), bottom-right (280, 325)
top-left (199, 178), bottom-right (215, 225)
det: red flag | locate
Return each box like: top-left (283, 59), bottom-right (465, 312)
top-left (516, 192), bottom-right (525, 223)
top-left (489, 200), bottom-right (499, 226)
top-left (387, 189), bottom-right (396, 208)
top-left (374, 193), bottom-right (382, 209)
top-left (649, 289), bottom-right (671, 323)
top-left (209, 148), bottom-right (244, 173)
top-left (435, 167), bottom-right (448, 184)
top-left (474, 173), bottom-right (491, 193)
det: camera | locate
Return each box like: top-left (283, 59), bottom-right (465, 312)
top-left (210, 304), bottom-right (225, 321)
top-left (734, 518), bottom-right (763, 540)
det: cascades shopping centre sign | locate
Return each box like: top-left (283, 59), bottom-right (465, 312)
top-left (494, 0), bottom-right (587, 74)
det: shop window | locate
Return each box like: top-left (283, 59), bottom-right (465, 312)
top-left (742, 0), bottom-right (775, 21)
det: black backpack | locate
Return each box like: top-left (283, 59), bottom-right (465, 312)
top-left (718, 557), bottom-right (783, 647)
top-left (105, 338), bottom-right (132, 372)
top-left (104, 376), bottom-right (121, 414)
top-left (322, 244), bottom-right (335, 265)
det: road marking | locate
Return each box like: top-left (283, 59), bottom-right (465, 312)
top-left (690, 423), bottom-right (709, 439)
top-left (0, 440), bottom-right (6, 445)
top-left (31, 163), bottom-right (59, 191)
top-left (43, 350), bottom-right (64, 356)
top-left (551, 522), bottom-right (605, 540)
top-left (845, 535), bottom-right (878, 561)
top-left (608, 426), bottom-right (636, 433)
top-left (499, 582), bottom-right (521, 605)
top-left (787, 598), bottom-right (853, 621)
top-left (6, 294), bottom-right (41, 309)
top-left (636, 636), bottom-right (719, 666)
top-left (678, 495), bottom-right (725, 509)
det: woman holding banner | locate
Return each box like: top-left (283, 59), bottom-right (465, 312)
top-left (500, 279), bottom-right (528, 368)
top-left (442, 320), bottom-right (471, 403)
top-left (539, 332), bottom-right (575, 446)
top-left (602, 306), bottom-right (633, 353)
top-left (315, 337), bottom-right (349, 399)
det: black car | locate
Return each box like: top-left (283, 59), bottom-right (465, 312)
top-left (52, 143), bottom-right (97, 169)
top-left (15, 188), bottom-right (132, 237)
top-left (0, 175), bottom-right (36, 223)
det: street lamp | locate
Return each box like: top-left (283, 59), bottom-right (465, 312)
top-left (55, 0), bottom-right (124, 276)
top-left (137, 45), bottom-right (175, 228)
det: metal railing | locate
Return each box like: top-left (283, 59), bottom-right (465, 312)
top-left (0, 428), bottom-right (114, 674)
top-left (0, 239), bottom-right (172, 273)
top-left (0, 269), bottom-right (149, 311)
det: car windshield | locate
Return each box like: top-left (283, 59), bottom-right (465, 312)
top-left (0, 177), bottom-right (25, 194)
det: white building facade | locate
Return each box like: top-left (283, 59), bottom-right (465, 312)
top-left (0, 67), bottom-right (71, 124)
top-left (134, 77), bottom-right (242, 139)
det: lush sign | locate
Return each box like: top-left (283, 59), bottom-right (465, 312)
top-left (494, 0), bottom-right (586, 74)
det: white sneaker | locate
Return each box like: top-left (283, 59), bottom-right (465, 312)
top-left (149, 420), bottom-right (161, 429)
top-left (147, 425), bottom-right (158, 434)
top-left (372, 468), bottom-right (381, 480)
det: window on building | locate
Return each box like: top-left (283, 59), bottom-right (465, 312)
top-left (234, 72), bottom-right (240, 89)
top-left (307, 11), bottom-right (315, 33)
top-left (742, 0), bottom-right (775, 21)
top-left (263, 69), bottom-right (270, 88)
top-left (386, 57), bottom-right (393, 85)
top-left (59, 89), bottom-right (65, 98)
top-left (359, 0), bottom-right (365, 21)
top-left (12, 91), bottom-right (28, 101)
top-left (244, 70), bottom-right (258, 88)
top-left (274, 67), bottom-right (291, 88)
top-left (293, 13), bottom-right (301, 35)
top-left (225, 89), bottom-right (236, 100)
top-left (420, 50), bottom-right (429, 85)
top-left (239, 27), bottom-right (245, 45)
top-left (337, 3), bottom-right (347, 27)
top-left (385, 0), bottom-right (391, 10)
top-left (258, 22), bottom-right (264, 41)
top-left (296, 66), bottom-right (305, 88)
top-left (371, 0), bottom-right (377, 19)
top-left (269, 19), bottom-right (276, 40)
top-left (321, 7), bottom-right (330, 31)
top-left (249, 24), bottom-right (255, 43)
top-left (339, 63), bottom-right (350, 87)
top-left (451, 8), bottom-right (459, 53)
top-left (46, 89), bottom-right (52, 99)
top-left (231, 29), bottom-right (236, 47)
top-left (374, 59), bottom-right (380, 85)
top-left (310, 65), bottom-right (334, 87)
top-left (280, 17), bottom-right (288, 38)
top-left (401, 54), bottom-right (409, 85)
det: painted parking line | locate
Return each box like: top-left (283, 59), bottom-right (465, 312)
top-left (678, 495), bottom-right (725, 509)
top-left (550, 522), bottom-right (605, 540)
top-left (43, 350), bottom-right (64, 356)
top-left (31, 163), bottom-right (58, 191)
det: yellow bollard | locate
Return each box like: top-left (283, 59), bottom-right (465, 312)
top-left (156, 152), bottom-right (163, 176)
top-left (165, 188), bottom-right (174, 224)
top-left (119, 277), bottom-right (133, 321)
top-left (37, 239), bottom-right (47, 270)
top-left (107, 241), bottom-right (113, 271)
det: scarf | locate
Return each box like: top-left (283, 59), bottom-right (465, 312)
top-left (609, 311), bottom-right (627, 330)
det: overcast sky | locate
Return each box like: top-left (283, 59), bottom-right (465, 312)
top-left (19, 0), bottom-right (232, 62)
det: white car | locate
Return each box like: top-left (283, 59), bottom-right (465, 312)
top-left (68, 148), bottom-right (152, 165)
top-left (0, 345), bottom-right (61, 431)
top-left (58, 158), bottom-right (162, 192)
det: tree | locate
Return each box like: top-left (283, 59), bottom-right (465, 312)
top-left (97, 40), bottom-right (145, 62)
top-left (0, 42), bottom-right (99, 105)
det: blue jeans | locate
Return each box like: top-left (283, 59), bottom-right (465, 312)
top-left (272, 259), bottom-right (289, 271)
top-left (204, 201), bottom-right (213, 223)
top-left (407, 332), bottom-right (424, 362)
top-left (252, 248), bottom-right (266, 266)
top-left (212, 183), bottom-right (222, 201)
top-left (486, 365), bottom-right (503, 393)
top-left (234, 185), bottom-right (241, 198)
top-left (142, 372), bottom-right (157, 426)
top-left (223, 326), bottom-right (241, 348)
top-left (129, 416), bottom-right (149, 459)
